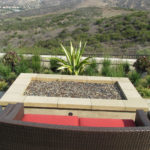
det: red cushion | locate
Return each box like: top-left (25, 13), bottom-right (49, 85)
top-left (22, 114), bottom-right (79, 126)
top-left (79, 118), bottom-right (135, 127)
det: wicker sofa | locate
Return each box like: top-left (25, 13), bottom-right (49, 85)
top-left (0, 103), bottom-right (150, 150)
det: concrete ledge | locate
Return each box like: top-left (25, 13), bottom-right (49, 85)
top-left (91, 99), bottom-right (125, 111)
top-left (58, 98), bottom-right (91, 110)
top-left (0, 73), bottom-right (148, 112)
top-left (24, 96), bottom-right (58, 108)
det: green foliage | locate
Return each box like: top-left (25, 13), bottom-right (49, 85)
top-left (137, 48), bottom-right (150, 55)
top-left (137, 87), bottom-right (150, 98)
top-left (133, 56), bottom-right (150, 73)
top-left (42, 69), bottom-right (53, 74)
top-left (51, 41), bottom-right (92, 75)
top-left (110, 64), bottom-right (126, 77)
top-left (101, 58), bottom-right (111, 76)
top-left (128, 70), bottom-right (141, 86)
top-left (101, 60), bottom-right (129, 77)
top-left (137, 75), bottom-right (150, 98)
top-left (50, 59), bottom-right (60, 73)
top-left (137, 75), bottom-right (150, 88)
top-left (122, 62), bottom-right (130, 74)
top-left (1, 9), bottom-right (150, 56)
top-left (83, 59), bottom-right (99, 76)
top-left (2, 51), bottom-right (20, 71)
top-left (146, 76), bottom-right (150, 87)
top-left (26, 68), bottom-right (33, 73)
top-left (15, 56), bottom-right (30, 75)
top-left (31, 55), bottom-right (41, 73)
top-left (95, 11), bottom-right (150, 43)
top-left (138, 78), bottom-right (148, 87)
top-left (0, 81), bottom-right (8, 91)
top-left (6, 72), bottom-right (17, 84)
top-left (0, 7), bottom-right (102, 31)
top-left (0, 63), bottom-right (11, 80)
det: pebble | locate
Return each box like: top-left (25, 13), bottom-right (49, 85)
top-left (24, 80), bottom-right (125, 100)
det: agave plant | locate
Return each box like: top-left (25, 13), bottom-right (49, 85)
top-left (51, 41), bottom-right (91, 75)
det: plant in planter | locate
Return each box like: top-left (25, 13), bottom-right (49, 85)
top-left (51, 41), bottom-right (92, 75)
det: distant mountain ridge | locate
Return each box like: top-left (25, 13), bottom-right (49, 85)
top-left (0, 0), bottom-right (83, 9)
top-left (0, 0), bottom-right (150, 10)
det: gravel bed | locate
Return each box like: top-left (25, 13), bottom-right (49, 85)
top-left (24, 80), bottom-right (125, 100)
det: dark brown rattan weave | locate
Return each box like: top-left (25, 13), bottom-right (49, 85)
top-left (0, 103), bottom-right (150, 150)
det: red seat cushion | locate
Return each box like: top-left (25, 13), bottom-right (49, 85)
top-left (79, 118), bottom-right (135, 127)
top-left (22, 114), bottom-right (79, 126)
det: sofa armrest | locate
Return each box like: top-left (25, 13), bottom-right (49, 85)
top-left (147, 111), bottom-right (150, 120)
top-left (5, 103), bottom-right (24, 120)
top-left (0, 106), bottom-right (2, 112)
top-left (135, 110), bottom-right (150, 126)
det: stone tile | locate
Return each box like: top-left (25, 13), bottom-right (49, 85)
top-left (91, 99), bottom-right (126, 111)
top-left (123, 89), bottom-right (142, 99)
top-left (123, 99), bottom-right (149, 111)
top-left (24, 96), bottom-right (58, 108)
top-left (5, 84), bottom-right (27, 95)
top-left (0, 94), bottom-right (25, 106)
top-left (18, 73), bottom-right (37, 79)
top-left (13, 78), bottom-right (31, 86)
top-left (87, 76), bottom-right (113, 83)
top-left (61, 75), bottom-right (89, 82)
top-left (36, 74), bottom-right (62, 81)
top-left (118, 81), bottom-right (136, 90)
top-left (58, 98), bottom-right (91, 110)
top-left (111, 77), bottom-right (130, 82)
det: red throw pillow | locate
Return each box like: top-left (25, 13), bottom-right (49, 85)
top-left (22, 114), bottom-right (79, 126)
top-left (79, 118), bottom-right (135, 127)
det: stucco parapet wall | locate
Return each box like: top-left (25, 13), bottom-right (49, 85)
top-left (0, 53), bottom-right (136, 65)
top-left (0, 73), bottom-right (148, 111)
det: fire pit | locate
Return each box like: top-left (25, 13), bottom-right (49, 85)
top-left (0, 73), bottom-right (148, 111)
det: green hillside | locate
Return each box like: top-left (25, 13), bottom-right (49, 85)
top-left (0, 7), bottom-right (150, 55)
